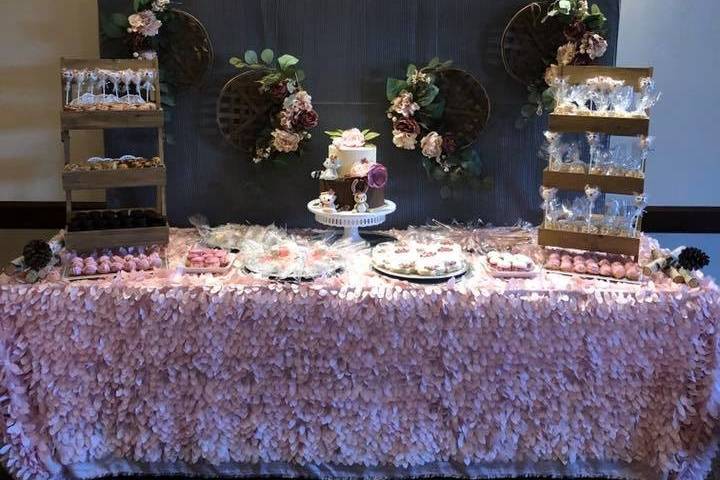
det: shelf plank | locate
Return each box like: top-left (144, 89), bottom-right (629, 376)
top-left (558, 66), bottom-right (653, 91)
top-left (542, 169), bottom-right (644, 195)
top-left (61, 110), bottom-right (164, 130)
top-left (65, 225), bottom-right (169, 251)
top-left (548, 114), bottom-right (649, 136)
top-left (538, 227), bottom-right (640, 258)
top-left (63, 167), bottom-right (166, 190)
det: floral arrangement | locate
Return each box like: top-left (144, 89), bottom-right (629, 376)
top-left (101, 0), bottom-right (198, 140)
top-left (386, 58), bottom-right (485, 185)
top-left (325, 128), bottom-right (380, 148)
top-left (230, 49), bottom-right (318, 164)
top-left (518, 0), bottom-right (608, 126)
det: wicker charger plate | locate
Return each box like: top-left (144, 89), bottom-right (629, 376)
top-left (216, 69), bottom-right (273, 152)
top-left (434, 68), bottom-right (491, 146)
top-left (162, 10), bottom-right (213, 89)
top-left (500, 2), bottom-right (567, 86)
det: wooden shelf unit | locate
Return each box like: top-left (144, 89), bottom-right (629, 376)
top-left (538, 65), bottom-right (654, 259)
top-left (61, 57), bottom-right (167, 251)
top-left (542, 169), bottom-right (644, 195)
top-left (538, 227), bottom-right (640, 258)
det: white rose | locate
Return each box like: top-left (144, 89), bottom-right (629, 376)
top-left (392, 130), bottom-right (417, 150)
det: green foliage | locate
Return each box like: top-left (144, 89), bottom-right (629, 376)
top-left (133, 0), bottom-right (152, 11)
top-left (244, 50), bottom-right (258, 64)
top-left (277, 54), bottom-right (299, 70)
top-left (416, 84), bottom-right (439, 107)
top-left (364, 131), bottom-right (380, 141)
top-left (260, 48), bottom-right (274, 64)
top-left (101, 13), bottom-right (125, 39)
top-left (423, 99), bottom-right (445, 120)
top-left (111, 12), bottom-right (129, 27)
top-left (406, 64), bottom-right (417, 77)
top-left (386, 78), bottom-right (408, 101)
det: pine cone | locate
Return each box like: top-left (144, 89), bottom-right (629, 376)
top-left (678, 247), bottom-right (710, 271)
top-left (22, 240), bottom-right (52, 271)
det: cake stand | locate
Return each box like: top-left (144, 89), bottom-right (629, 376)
top-left (307, 199), bottom-right (396, 244)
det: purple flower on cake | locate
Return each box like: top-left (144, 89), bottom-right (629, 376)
top-left (392, 131), bottom-right (417, 150)
top-left (579, 33), bottom-right (608, 60)
top-left (332, 128), bottom-right (366, 148)
top-left (391, 91), bottom-right (420, 117)
top-left (271, 129), bottom-right (301, 152)
top-left (420, 132), bottom-right (443, 159)
top-left (128, 10), bottom-right (162, 37)
top-left (293, 109), bottom-right (319, 129)
top-left (367, 163), bottom-right (388, 189)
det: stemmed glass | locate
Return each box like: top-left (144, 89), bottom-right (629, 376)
top-left (634, 78), bottom-right (661, 116)
top-left (62, 68), bottom-right (74, 106)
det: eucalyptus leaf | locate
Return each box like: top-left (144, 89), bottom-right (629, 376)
top-left (364, 132), bottom-right (380, 141)
top-left (278, 54), bottom-right (300, 70)
top-left (244, 50), bottom-right (258, 64)
top-left (229, 57), bottom-right (244, 67)
top-left (295, 69), bottom-right (305, 82)
top-left (386, 78), bottom-right (408, 101)
top-left (406, 64), bottom-right (417, 77)
top-left (260, 48), bottom-right (274, 64)
top-left (424, 99), bottom-right (445, 119)
top-left (428, 57), bottom-right (440, 68)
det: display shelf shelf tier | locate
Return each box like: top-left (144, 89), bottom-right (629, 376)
top-left (548, 113), bottom-right (649, 136)
top-left (64, 225), bottom-right (169, 251)
top-left (61, 110), bottom-right (164, 130)
top-left (558, 65), bottom-right (654, 91)
top-left (542, 169), bottom-right (644, 195)
top-left (63, 167), bottom-right (166, 190)
top-left (538, 227), bottom-right (640, 258)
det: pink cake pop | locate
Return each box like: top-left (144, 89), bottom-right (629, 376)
top-left (611, 264), bottom-right (626, 279)
top-left (599, 264), bottom-right (613, 276)
top-left (82, 264), bottom-right (97, 275)
top-left (97, 262), bottom-right (111, 274)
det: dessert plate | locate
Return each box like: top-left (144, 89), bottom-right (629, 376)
top-left (372, 262), bottom-right (467, 281)
top-left (180, 245), bottom-right (236, 275)
top-left (479, 257), bottom-right (540, 279)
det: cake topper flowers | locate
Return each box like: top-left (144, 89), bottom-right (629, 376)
top-left (386, 58), bottom-right (488, 188)
top-left (325, 128), bottom-right (380, 148)
top-left (229, 49), bottom-right (319, 164)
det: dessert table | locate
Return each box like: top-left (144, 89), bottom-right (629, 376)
top-left (1, 228), bottom-right (719, 480)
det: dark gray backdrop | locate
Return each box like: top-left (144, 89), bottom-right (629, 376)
top-left (100, 0), bottom-right (619, 228)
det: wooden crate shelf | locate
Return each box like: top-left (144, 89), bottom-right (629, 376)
top-left (548, 113), bottom-right (649, 136)
top-left (64, 225), bottom-right (169, 251)
top-left (542, 169), bottom-right (644, 195)
top-left (538, 227), bottom-right (640, 258)
top-left (61, 110), bottom-right (164, 130)
top-left (63, 167), bottom-right (166, 190)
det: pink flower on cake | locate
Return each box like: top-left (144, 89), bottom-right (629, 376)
top-left (128, 10), bottom-right (162, 37)
top-left (271, 129), bottom-right (301, 152)
top-left (420, 132), bottom-right (443, 159)
top-left (579, 33), bottom-right (608, 60)
top-left (367, 163), bottom-right (388, 188)
top-left (391, 91), bottom-right (420, 117)
top-left (333, 128), bottom-right (366, 148)
top-left (392, 131), bottom-right (417, 150)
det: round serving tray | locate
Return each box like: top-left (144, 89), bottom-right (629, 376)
top-left (372, 262), bottom-right (468, 282)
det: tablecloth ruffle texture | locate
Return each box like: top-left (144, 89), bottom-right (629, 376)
top-left (1, 229), bottom-right (720, 480)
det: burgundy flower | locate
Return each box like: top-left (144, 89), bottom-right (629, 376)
top-left (293, 109), bottom-right (319, 129)
top-left (367, 163), bottom-right (388, 189)
top-left (268, 81), bottom-right (289, 100)
top-left (393, 117), bottom-right (420, 135)
top-left (441, 134), bottom-right (458, 155)
top-left (564, 21), bottom-right (587, 41)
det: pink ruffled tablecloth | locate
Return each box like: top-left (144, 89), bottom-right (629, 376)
top-left (1, 228), bottom-right (720, 480)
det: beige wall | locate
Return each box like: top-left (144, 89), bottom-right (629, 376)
top-left (0, 0), bottom-right (103, 202)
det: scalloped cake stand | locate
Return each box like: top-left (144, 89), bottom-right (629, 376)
top-left (307, 199), bottom-right (396, 244)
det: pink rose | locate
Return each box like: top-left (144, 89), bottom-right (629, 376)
top-left (271, 129), bottom-right (301, 152)
top-left (420, 132), bottom-right (443, 159)
top-left (391, 91), bottom-right (420, 117)
top-left (333, 128), bottom-right (366, 148)
top-left (128, 10), bottom-right (162, 37)
top-left (283, 90), bottom-right (313, 112)
top-left (367, 163), bottom-right (388, 189)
